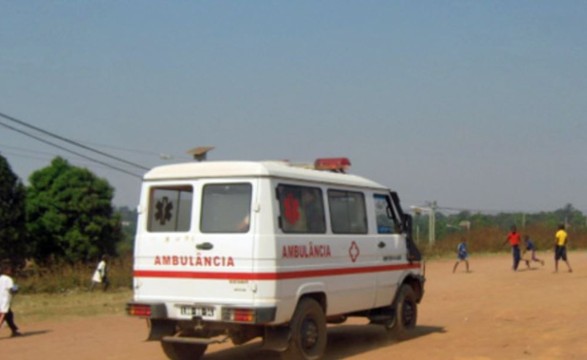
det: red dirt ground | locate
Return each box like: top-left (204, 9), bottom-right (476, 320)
top-left (2, 251), bottom-right (586, 360)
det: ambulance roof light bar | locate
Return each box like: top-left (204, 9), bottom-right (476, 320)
top-left (314, 157), bottom-right (351, 173)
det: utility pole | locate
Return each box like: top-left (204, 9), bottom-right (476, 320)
top-left (411, 201), bottom-right (437, 245)
top-left (427, 201), bottom-right (437, 245)
top-left (412, 207), bottom-right (421, 244)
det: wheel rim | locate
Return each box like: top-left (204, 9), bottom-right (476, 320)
top-left (301, 317), bottom-right (319, 350)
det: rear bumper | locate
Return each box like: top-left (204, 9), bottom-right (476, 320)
top-left (126, 301), bottom-right (276, 324)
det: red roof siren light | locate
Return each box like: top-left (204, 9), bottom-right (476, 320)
top-left (314, 157), bottom-right (351, 173)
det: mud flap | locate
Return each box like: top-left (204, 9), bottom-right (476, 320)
top-left (261, 325), bottom-right (290, 351)
top-left (147, 319), bottom-right (176, 341)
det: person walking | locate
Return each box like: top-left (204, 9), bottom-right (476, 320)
top-left (452, 237), bottom-right (470, 273)
top-left (0, 261), bottom-right (22, 337)
top-left (554, 224), bottom-right (573, 273)
top-left (90, 255), bottom-right (109, 291)
top-left (503, 225), bottom-right (522, 271)
top-left (522, 235), bottom-right (545, 269)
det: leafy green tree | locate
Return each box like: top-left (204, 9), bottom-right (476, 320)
top-left (26, 157), bottom-right (122, 264)
top-left (0, 154), bottom-right (27, 265)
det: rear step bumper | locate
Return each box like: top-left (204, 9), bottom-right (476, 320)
top-left (162, 336), bottom-right (228, 345)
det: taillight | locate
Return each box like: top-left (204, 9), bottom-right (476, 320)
top-left (222, 308), bottom-right (255, 323)
top-left (127, 303), bottom-right (151, 317)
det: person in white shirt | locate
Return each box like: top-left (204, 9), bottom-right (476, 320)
top-left (0, 261), bottom-right (22, 337)
top-left (90, 255), bottom-right (109, 291)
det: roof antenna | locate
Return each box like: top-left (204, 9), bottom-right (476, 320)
top-left (187, 146), bottom-right (215, 162)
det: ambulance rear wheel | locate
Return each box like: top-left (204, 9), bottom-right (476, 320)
top-left (161, 341), bottom-right (207, 360)
top-left (385, 284), bottom-right (417, 340)
top-left (281, 298), bottom-right (327, 360)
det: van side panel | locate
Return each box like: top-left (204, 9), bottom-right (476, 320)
top-left (268, 180), bottom-right (384, 322)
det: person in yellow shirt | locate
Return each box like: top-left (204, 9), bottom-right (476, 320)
top-left (554, 224), bottom-right (573, 273)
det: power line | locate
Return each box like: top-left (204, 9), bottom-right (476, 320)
top-left (0, 120), bottom-right (143, 178)
top-left (0, 111), bottom-right (149, 171)
top-left (83, 141), bottom-right (166, 157)
top-left (82, 141), bottom-right (190, 161)
top-left (0, 146), bottom-right (145, 174)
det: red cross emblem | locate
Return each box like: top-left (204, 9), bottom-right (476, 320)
top-left (349, 241), bottom-right (360, 262)
top-left (283, 193), bottom-right (300, 225)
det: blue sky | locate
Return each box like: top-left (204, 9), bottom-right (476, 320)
top-left (1, 1), bottom-right (586, 213)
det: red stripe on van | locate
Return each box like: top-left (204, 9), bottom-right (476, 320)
top-left (133, 263), bottom-right (421, 280)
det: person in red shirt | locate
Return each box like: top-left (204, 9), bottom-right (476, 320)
top-left (503, 225), bottom-right (522, 271)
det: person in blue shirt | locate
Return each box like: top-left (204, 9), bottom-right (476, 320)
top-left (452, 237), bottom-right (470, 273)
top-left (522, 235), bottom-right (545, 269)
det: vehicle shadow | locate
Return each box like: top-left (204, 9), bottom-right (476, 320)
top-left (323, 323), bottom-right (445, 359)
top-left (204, 323), bottom-right (445, 360)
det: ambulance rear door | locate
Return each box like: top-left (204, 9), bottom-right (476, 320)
top-left (133, 179), bottom-right (258, 318)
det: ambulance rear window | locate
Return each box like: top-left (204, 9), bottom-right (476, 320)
top-left (201, 183), bottom-right (252, 233)
top-left (147, 185), bottom-right (193, 232)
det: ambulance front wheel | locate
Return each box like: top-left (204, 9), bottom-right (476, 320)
top-left (161, 341), bottom-right (207, 360)
top-left (385, 284), bottom-right (418, 340)
top-left (281, 298), bottom-right (327, 360)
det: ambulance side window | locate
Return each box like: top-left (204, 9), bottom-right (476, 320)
top-left (328, 190), bottom-right (367, 234)
top-left (277, 185), bottom-right (326, 233)
top-left (148, 185), bottom-right (193, 232)
top-left (374, 194), bottom-right (396, 234)
top-left (201, 183), bottom-right (252, 233)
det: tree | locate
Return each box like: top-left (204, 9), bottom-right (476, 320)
top-left (553, 203), bottom-right (585, 229)
top-left (0, 154), bottom-right (27, 265)
top-left (26, 157), bottom-right (122, 264)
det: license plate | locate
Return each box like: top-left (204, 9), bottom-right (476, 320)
top-left (180, 306), bottom-right (215, 317)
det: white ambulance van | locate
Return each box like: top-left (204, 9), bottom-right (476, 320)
top-left (127, 157), bottom-right (424, 360)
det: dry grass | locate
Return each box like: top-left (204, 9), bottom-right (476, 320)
top-left (11, 288), bottom-right (132, 323)
top-left (419, 225), bottom-right (587, 259)
top-left (16, 255), bottom-right (133, 294)
top-left (10, 255), bottom-right (134, 323)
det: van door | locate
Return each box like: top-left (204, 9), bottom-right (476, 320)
top-left (372, 193), bottom-right (405, 307)
top-left (133, 180), bottom-right (257, 316)
top-left (195, 180), bottom-right (257, 301)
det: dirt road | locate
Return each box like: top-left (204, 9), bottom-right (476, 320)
top-left (3, 252), bottom-right (586, 360)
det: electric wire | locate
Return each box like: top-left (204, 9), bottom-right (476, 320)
top-left (0, 120), bottom-right (143, 178)
top-left (0, 111), bottom-right (149, 171)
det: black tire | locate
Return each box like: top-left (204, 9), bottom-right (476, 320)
top-left (161, 341), bottom-right (207, 360)
top-left (385, 284), bottom-right (418, 340)
top-left (281, 298), bottom-right (327, 360)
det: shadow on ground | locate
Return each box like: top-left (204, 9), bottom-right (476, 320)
top-left (204, 323), bottom-right (445, 360)
top-left (0, 329), bottom-right (52, 341)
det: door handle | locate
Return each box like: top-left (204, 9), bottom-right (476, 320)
top-left (196, 242), bottom-right (213, 250)
top-left (378, 241), bottom-right (386, 249)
